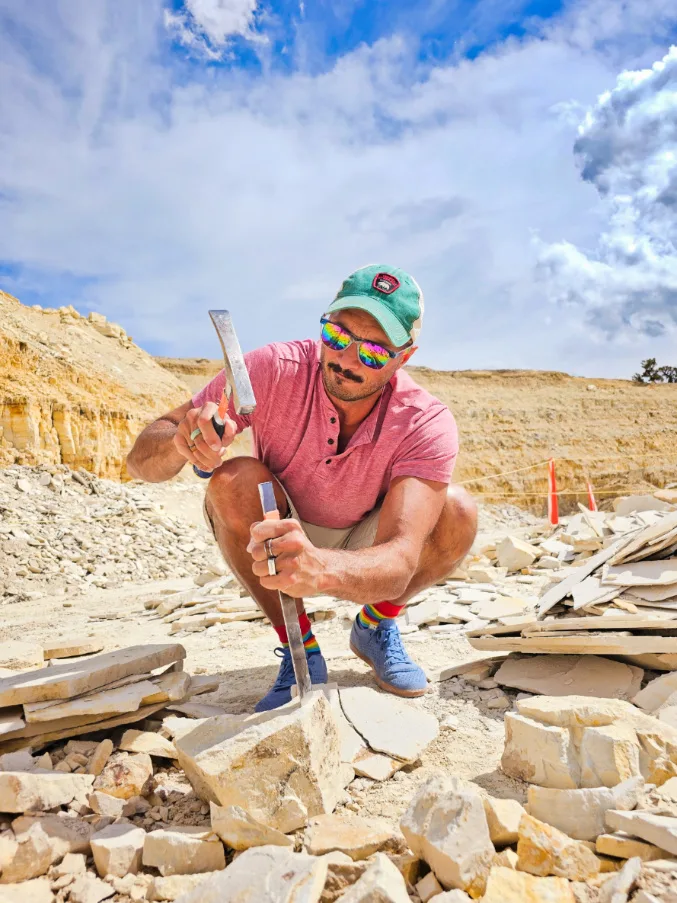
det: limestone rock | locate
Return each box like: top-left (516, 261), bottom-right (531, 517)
top-left (497, 537), bottom-right (540, 571)
top-left (495, 655), bottom-right (642, 700)
top-left (598, 855), bottom-right (641, 903)
top-left (68, 873), bottom-right (115, 903)
top-left (142, 827), bottom-right (225, 876)
top-left (501, 713), bottom-right (579, 789)
top-left (11, 813), bottom-right (93, 863)
top-left (483, 796), bottom-right (525, 846)
top-left (400, 774), bottom-right (494, 897)
top-left (91, 823), bottom-right (145, 878)
top-left (23, 680), bottom-right (158, 724)
top-left (171, 844), bottom-right (328, 902)
top-left (120, 730), bottom-right (177, 758)
top-left (517, 813), bottom-right (600, 880)
top-left (526, 776), bottom-right (643, 841)
top-left (0, 821), bottom-right (52, 884)
top-left (43, 640), bottom-right (104, 659)
top-left (339, 687), bottom-right (438, 763)
top-left (334, 853), bottom-right (410, 903)
top-left (633, 671), bottom-right (677, 713)
top-left (416, 871), bottom-right (444, 901)
top-left (304, 813), bottom-right (402, 861)
top-left (320, 855), bottom-right (368, 903)
top-left (0, 878), bottom-right (54, 903)
top-left (606, 809), bottom-right (677, 856)
top-left (88, 791), bottom-right (125, 818)
top-left (54, 852), bottom-right (87, 876)
top-left (579, 723), bottom-right (642, 788)
top-left (93, 752), bottom-right (153, 800)
top-left (209, 802), bottom-right (293, 850)
top-left (86, 739), bottom-right (114, 776)
top-left (425, 892), bottom-right (471, 903)
top-left (147, 873), bottom-right (219, 901)
top-left (174, 695), bottom-right (342, 833)
top-left (0, 771), bottom-right (94, 812)
top-left (481, 866), bottom-right (575, 902)
top-left (595, 832), bottom-right (664, 861)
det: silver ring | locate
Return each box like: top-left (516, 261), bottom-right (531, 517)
top-left (265, 539), bottom-right (275, 558)
top-left (267, 557), bottom-right (277, 576)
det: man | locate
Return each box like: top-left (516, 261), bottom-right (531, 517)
top-left (127, 264), bottom-right (477, 711)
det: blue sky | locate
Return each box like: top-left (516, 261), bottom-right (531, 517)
top-left (1, 0), bottom-right (676, 377)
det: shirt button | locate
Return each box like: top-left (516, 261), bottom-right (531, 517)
top-left (327, 438), bottom-right (334, 445)
top-left (330, 417), bottom-right (336, 424)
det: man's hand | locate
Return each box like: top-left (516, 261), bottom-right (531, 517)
top-left (173, 402), bottom-right (237, 474)
top-left (248, 519), bottom-right (329, 598)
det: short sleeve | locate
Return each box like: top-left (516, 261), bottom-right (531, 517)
top-left (191, 344), bottom-right (279, 434)
top-left (390, 405), bottom-right (459, 485)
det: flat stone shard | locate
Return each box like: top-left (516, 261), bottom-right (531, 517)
top-left (93, 752), bottom-right (153, 800)
top-left (495, 655), bottom-right (642, 700)
top-left (481, 866), bottom-right (575, 903)
top-left (172, 845), bottom-right (329, 902)
top-left (598, 855), bottom-right (641, 903)
top-left (147, 873), bottom-right (218, 901)
top-left (0, 644), bottom-right (185, 707)
top-left (526, 776), bottom-right (643, 841)
top-left (68, 873), bottom-right (115, 903)
top-left (174, 695), bottom-right (342, 833)
top-left (335, 853), bottom-right (410, 903)
top-left (517, 813), bottom-right (600, 880)
top-left (86, 739), bottom-right (114, 776)
top-left (596, 832), bottom-right (664, 861)
top-left (119, 729), bottom-right (177, 758)
top-left (209, 802), bottom-right (293, 850)
top-left (142, 827), bottom-right (226, 876)
top-left (483, 797), bottom-right (526, 846)
top-left (43, 640), bottom-right (104, 659)
top-left (0, 770), bottom-right (94, 812)
top-left (497, 537), bottom-right (540, 571)
top-left (23, 680), bottom-right (158, 724)
top-left (633, 671), bottom-right (677, 712)
top-left (304, 813), bottom-right (402, 861)
top-left (606, 809), bottom-right (677, 856)
top-left (400, 774), bottom-right (494, 897)
top-left (91, 823), bottom-right (145, 878)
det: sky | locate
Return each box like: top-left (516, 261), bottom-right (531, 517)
top-left (0, 0), bottom-right (676, 378)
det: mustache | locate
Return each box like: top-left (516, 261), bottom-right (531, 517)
top-left (327, 362), bottom-right (363, 383)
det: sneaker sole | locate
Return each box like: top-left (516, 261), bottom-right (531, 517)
top-left (350, 642), bottom-right (428, 698)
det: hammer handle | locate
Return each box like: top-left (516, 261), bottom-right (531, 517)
top-left (192, 416), bottom-right (226, 478)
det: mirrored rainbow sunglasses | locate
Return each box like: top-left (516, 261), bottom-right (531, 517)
top-left (320, 317), bottom-right (410, 370)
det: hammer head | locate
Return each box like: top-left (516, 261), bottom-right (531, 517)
top-left (209, 310), bottom-right (256, 415)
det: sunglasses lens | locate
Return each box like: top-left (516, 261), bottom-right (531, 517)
top-left (321, 321), bottom-right (351, 351)
top-left (358, 341), bottom-right (391, 370)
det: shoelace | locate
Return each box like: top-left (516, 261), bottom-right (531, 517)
top-left (376, 625), bottom-right (410, 666)
top-left (272, 647), bottom-right (295, 688)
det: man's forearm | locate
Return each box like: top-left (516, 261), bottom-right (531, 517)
top-left (319, 541), bottom-right (418, 605)
top-left (126, 419), bottom-right (186, 483)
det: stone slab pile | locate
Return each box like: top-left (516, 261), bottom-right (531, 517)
top-left (0, 644), bottom-right (217, 753)
top-left (465, 509), bottom-right (677, 669)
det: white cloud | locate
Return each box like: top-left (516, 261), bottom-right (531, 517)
top-left (537, 46), bottom-right (677, 340)
top-left (0, 0), bottom-right (676, 378)
top-left (165, 0), bottom-right (262, 58)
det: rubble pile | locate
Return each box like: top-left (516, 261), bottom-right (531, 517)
top-left (0, 465), bottom-right (219, 604)
top-left (0, 644), bottom-right (218, 754)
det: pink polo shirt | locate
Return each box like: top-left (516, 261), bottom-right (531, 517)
top-left (192, 340), bottom-right (458, 529)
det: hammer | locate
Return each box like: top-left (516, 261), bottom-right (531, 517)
top-left (193, 311), bottom-right (312, 703)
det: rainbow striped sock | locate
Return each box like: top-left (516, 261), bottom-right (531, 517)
top-left (357, 601), bottom-right (406, 630)
top-left (302, 628), bottom-right (320, 654)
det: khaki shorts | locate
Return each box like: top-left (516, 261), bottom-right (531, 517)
top-left (203, 482), bottom-right (381, 551)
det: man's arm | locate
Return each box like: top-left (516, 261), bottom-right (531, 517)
top-left (249, 476), bottom-right (448, 604)
top-left (126, 399), bottom-right (237, 483)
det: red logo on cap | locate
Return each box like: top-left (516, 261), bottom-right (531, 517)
top-left (372, 273), bottom-right (400, 295)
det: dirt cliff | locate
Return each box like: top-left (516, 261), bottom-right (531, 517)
top-left (0, 290), bottom-right (190, 478)
top-left (158, 357), bottom-right (677, 512)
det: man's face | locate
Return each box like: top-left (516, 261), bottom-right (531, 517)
top-left (320, 308), bottom-right (413, 403)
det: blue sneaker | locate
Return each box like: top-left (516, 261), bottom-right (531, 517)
top-left (254, 647), bottom-right (328, 712)
top-left (350, 617), bottom-right (428, 697)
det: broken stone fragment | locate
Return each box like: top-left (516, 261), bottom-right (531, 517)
top-left (0, 822), bottom-right (51, 884)
top-left (304, 812), bottom-right (403, 861)
top-left (606, 809), bottom-right (677, 856)
top-left (171, 844), bottom-right (329, 902)
top-left (597, 855), bottom-right (641, 903)
top-left (339, 687), bottom-right (438, 763)
top-left (11, 813), bottom-right (92, 865)
top-left (334, 853), bottom-right (410, 903)
top-left (501, 712), bottom-right (579, 789)
top-left (142, 827), bottom-right (226, 876)
top-left (482, 797), bottom-right (525, 846)
top-left (481, 865), bottom-right (575, 902)
top-left (319, 852), bottom-right (368, 903)
top-left (596, 832), bottom-right (666, 861)
top-left (633, 671), bottom-right (677, 713)
top-left (400, 774), bottom-right (494, 897)
top-left (91, 823), bottom-right (145, 878)
top-left (496, 537), bottom-right (540, 572)
top-left (147, 872), bottom-right (220, 901)
top-left (209, 802), bottom-right (293, 850)
top-left (494, 655), bottom-right (642, 700)
top-left (526, 776), bottom-right (643, 841)
top-left (93, 751), bottom-right (153, 800)
top-left (0, 771), bottom-right (94, 812)
top-left (174, 695), bottom-right (342, 833)
top-left (517, 813), bottom-right (600, 880)
top-left (43, 640), bottom-right (104, 659)
top-left (86, 739), bottom-right (113, 776)
top-left (0, 877), bottom-right (54, 903)
top-left (68, 873), bottom-right (115, 903)
top-left (88, 791), bottom-right (125, 818)
top-left (416, 870), bottom-right (444, 902)
top-left (119, 729), bottom-right (177, 758)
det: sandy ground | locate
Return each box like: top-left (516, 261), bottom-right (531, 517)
top-left (2, 478), bottom-right (531, 827)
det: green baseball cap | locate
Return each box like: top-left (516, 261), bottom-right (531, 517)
top-left (326, 264), bottom-right (424, 348)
